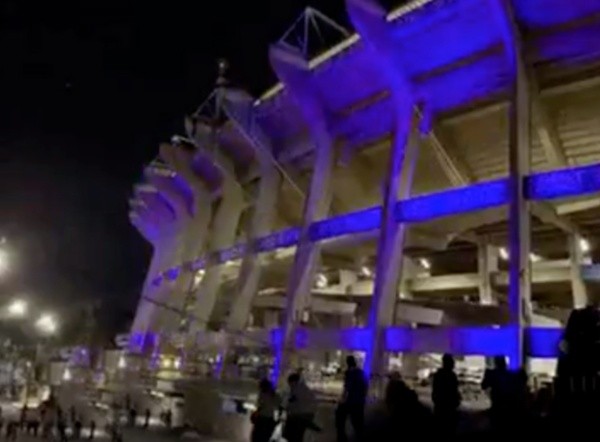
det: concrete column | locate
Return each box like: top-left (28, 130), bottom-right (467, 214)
top-left (507, 65), bottom-right (532, 370)
top-left (269, 45), bottom-right (336, 382)
top-left (398, 258), bottom-right (421, 380)
top-left (568, 234), bottom-right (588, 308)
top-left (488, 0), bottom-right (533, 369)
top-left (226, 167), bottom-right (281, 331)
top-left (158, 143), bottom-right (213, 331)
top-left (365, 122), bottom-right (419, 382)
top-left (129, 188), bottom-right (183, 351)
top-left (346, 0), bottom-right (419, 382)
top-left (189, 177), bottom-right (244, 334)
top-left (478, 242), bottom-right (499, 305)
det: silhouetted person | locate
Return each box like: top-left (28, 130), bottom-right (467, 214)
top-left (482, 355), bottom-right (515, 433)
top-left (128, 407), bottom-right (137, 427)
top-left (31, 418), bottom-right (39, 437)
top-left (432, 354), bottom-right (461, 434)
top-left (88, 420), bottom-right (96, 440)
top-left (6, 421), bottom-right (17, 442)
top-left (164, 408), bottom-right (172, 429)
top-left (69, 405), bottom-right (76, 426)
top-left (73, 418), bottom-right (82, 440)
top-left (143, 409), bottom-right (150, 429)
top-left (283, 373), bottom-right (316, 442)
top-left (363, 378), bottom-right (432, 441)
top-left (57, 413), bottom-right (68, 442)
top-left (251, 379), bottom-right (281, 442)
top-left (555, 302), bottom-right (600, 436)
top-left (19, 405), bottom-right (28, 430)
top-left (336, 355), bottom-right (367, 442)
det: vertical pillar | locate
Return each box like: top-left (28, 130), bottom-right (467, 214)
top-left (487, 0), bottom-right (533, 369)
top-left (158, 143), bottom-right (213, 332)
top-left (367, 117), bottom-right (419, 381)
top-left (478, 241), bottom-right (498, 306)
top-left (568, 234), bottom-right (588, 308)
top-left (345, 0), bottom-right (418, 382)
top-left (507, 60), bottom-right (532, 370)
top-left (269, 45), bottom-right (335, 382)
top-left (398, 257), bottom-right (421, 380)
top-left (189, 177), bottom-right (244, 334)
top-left (138, 174), bottom-right (192, 343)
top-left (226, 167), bottom-right (281, 331)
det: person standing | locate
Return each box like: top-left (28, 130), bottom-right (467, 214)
top-left (431, 354), bottom-right (461, 435)
top-left (283, 373), bottom-right (317, 442)
top-left (481, 355), bottom-right (514, 433)
top-left (89, 419), bottom-right (96, 440)
top-left (143, 409), bottom-right (150, 429)
top-left (335, 355), bottom-right (368, 442)
top-left (251, 379), bottom-right (281, 442)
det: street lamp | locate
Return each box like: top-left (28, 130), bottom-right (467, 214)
top-left (8, 300), bottom-right (27, 317)
top-left (36, 313), bottom-right (58, 335)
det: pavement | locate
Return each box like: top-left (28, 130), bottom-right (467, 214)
top-left (0, 427), bottom-right (226, 442)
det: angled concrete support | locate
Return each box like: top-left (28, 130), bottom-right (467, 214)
top-left (157, 143), bottom-right (214, 332)
top-left (478, 242), bottom-right (499, 306)
top-left (188, 178), bottom-right (245, 335)
top-left (225, 156), bottom-right (282, 330)
top-left (130, 187), bottom-right (184, 351)
top-left (489, 0), bottom-right (533, 369)
top-left (269, 44), bottom-right (336, 382)
top-left (568, 234), bottom-right (588, 308)
top-left (347, 0), bottom-right (419, 381)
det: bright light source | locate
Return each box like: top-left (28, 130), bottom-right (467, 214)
top-left (499, 247), bottom-right (509, 260)
top-left (63, 368), bottom-right (72, 381)
top-left (118, 355), bottom-right (127, 369)
top-left (360, 266), bottom-right (372, 278)
top-left (36, 314), bottom-right (57, 335)
top-left (174, 357), bottom-right (182, 370)
top-left (580, 238), bottom-right (591, 253)
top-left (193, 269), bottom-right (205, 289)
top-left (419, 258), bottom-right (431, 270)
top-left (8, 300), bottom-right (27, 317)
top-left (530, 253), bottom-right (542, 263)
top-left (315, 273), bottom-right (328, 289)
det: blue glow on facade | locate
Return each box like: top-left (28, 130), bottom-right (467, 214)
top-left (309, 206), bottom-right (381, 241)
top-left (165, 267), bottom-right (180, 281)
top-left (397, 179), bottom-right (509, 222)
top-left (514, 0), bottom-right (600, 29)
top-left (527, 327), bottom-right (562, 358)
top-left (191, 257), bottom-right (207, 271)
top-left (149, 164), bottom-right (600, 289)
top-left (340, 328), bottom-right (372, 351)
top-left (218, 243), bottom-right (247, 264)
top-left (528, 163), bottom-right (600, 200)
top-left (256, 227), bottom-right (301, 253)
top-left (389, 0), bottom-right (502, 77)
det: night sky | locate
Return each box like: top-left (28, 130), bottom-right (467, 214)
top-left (0, 0), bottom-right (366, 340)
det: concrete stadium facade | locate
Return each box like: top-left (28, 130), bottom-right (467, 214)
top-left (128, 0), bottom-right (600, 379)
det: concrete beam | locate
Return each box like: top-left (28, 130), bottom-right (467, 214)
top-left (184, 118), bottom-right (237, 177)
top-left (531, 202), bottom-right (581, 235)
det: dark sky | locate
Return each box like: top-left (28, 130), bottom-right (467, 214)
top-left (0, 0), bottom-right (362, 338)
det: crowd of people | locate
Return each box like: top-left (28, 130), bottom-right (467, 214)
top-left (250, 348), bottom-right (600, 442)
